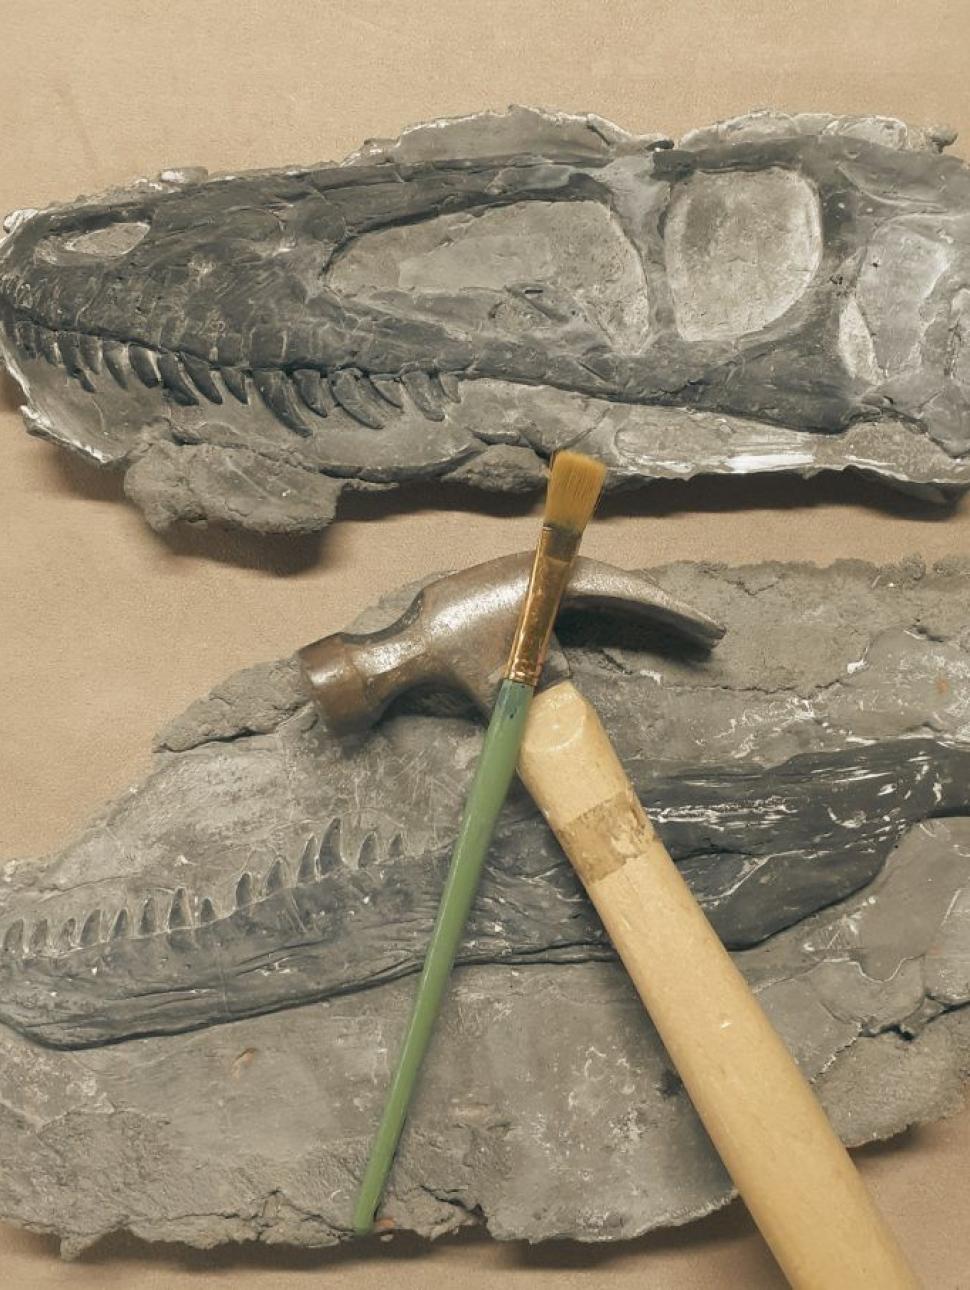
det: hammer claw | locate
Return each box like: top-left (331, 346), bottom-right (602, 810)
top-left (298, 553), bottom-right (724, 734)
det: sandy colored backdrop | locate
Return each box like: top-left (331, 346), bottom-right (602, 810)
top-left (1, 2), bottom-right (968, 1285)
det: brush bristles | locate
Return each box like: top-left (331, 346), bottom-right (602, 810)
top-left (543, 450), bottom-right (607, 535)
top-left (504, 449), bottom-right (607, 684)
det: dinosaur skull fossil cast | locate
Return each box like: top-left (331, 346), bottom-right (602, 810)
top-left (1, 107), bottom-right (970, 531)
top-left (0, 558), bottom-right (969, 1253)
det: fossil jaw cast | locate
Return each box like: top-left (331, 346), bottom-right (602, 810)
top-left (0, 557), bottom-right (969, 1255)
top-left (2, 107), bottom-right (970, 531)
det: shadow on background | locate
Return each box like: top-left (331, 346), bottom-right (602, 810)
top-left (0, 369), bottom-right (17, 412)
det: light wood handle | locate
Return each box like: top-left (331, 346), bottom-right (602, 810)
top-left (518, 681), bottom-right (920, 1290)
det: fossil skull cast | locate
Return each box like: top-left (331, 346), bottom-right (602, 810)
top-left (2, 107), bottom-right (970, 530)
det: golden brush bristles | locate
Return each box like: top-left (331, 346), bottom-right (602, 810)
top-left (504, 450), bottom-right (606, 686)
top-left (543, 450), bottom-right (607, 534)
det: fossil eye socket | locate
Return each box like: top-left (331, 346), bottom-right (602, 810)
top-left (37, 219), bottom-right (150, 263)
top-left (664, 168), bottom-right (823, 341)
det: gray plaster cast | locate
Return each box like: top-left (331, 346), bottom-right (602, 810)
top-left (2, 733), bottom-right (966, 1050)
top-left (1, 557), bottom-right (969, 1253)
top-left (2, 106), bottom-right (970, 533)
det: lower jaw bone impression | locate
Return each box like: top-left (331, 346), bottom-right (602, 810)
top-left (0, 556), bottom-right (968, 1253)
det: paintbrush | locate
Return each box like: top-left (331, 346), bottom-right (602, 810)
top-left (352, 450), bottom-right (606, 1234)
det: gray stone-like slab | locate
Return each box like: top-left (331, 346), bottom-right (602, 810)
top-left (2, 107), bottom-right (970, 533)
top-left (0, 557), bottom-right (968, 1252)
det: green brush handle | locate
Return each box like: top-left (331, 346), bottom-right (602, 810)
top-left (352, 678), bottom-right (533, 1234)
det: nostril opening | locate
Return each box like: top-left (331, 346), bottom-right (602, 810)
top-left (37, 220), bottom-right (150, 263)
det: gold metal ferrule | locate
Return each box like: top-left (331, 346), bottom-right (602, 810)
top-left (505, 524), bottom-right (581, 686)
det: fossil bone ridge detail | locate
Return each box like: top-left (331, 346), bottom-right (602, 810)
top-left (0, 558), bottom-right (968, 1252)
top-left (2, 107), bottom-right (970, 530)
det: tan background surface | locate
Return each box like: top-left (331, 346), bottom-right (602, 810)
top-left (2, 1), bottom-right (969, 1284)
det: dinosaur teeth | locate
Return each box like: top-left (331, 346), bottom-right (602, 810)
top-left (254, 369), bottom-right (312, 435)
top-left (156, 352), bottom-right (199, 406)
top-left (370, 375), bottom-right (405, 408)
top-left (317, 819), bottom-right (342, 872)
top-left (262, 859), bottom-right (287, 896)
top-left (13, 320), bottom-right (38, 359)
top-left (293, 368), bottom-right (330, 417)
top-left (36, 326), bottom-right (59, 367)
top-left (235, 872), bottom-right (255, 908)
top-left (102, 339), bottom-right (131, 387)
top-left (79, 332), bottom-right (103, 374)
top-left (3, 920), bottom-right (25, 955)
top-left (109, 908), bottom-right (129, 940)
top-left (356, 833), bottom-right (379, 868)
top-left (182, 354), bottom-right (223, 404)
top-left (358, 373), bottom-right (395, 415)
top-left (138, 897), bottom-right (157, 936)
top-left (220, 366), bottom-right (249, 404)
top-left (386, 832), bottom-right (405, 861)
top-left (198, 897), bottom-right (217, 924)
top-left (80, 909), bottom-right (103, 946)
top-left (58, 331), bottom-right (95, 391)
top-left (167, 887), bottom-right (191, 930)
top-left (28, 919), bottom-right (50, 955)
top-left (297, 836), bottom-right (318, 884)
top-left (401, 369), bottom-right (445, 420)
top-left (6, 314), bottom-right (462, 440)
top-left (6, 318), bottom-right (461, 437)
top-left (128, 344), bottom-right (161, 388)
top-left (329, 368), bottom-right (386, 429)
top-left (58, 917), bottom-right (78, 951)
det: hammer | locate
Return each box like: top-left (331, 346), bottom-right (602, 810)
top-left (299, 553), bottom-right (918, 1290)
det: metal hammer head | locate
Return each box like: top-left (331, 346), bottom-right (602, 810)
top-left (299, 554), bottom-right (725, 734)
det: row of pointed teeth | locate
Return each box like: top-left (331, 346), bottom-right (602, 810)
top-left (7, 319), bottom-right (462, 433)
top-left (0, 822), bottom-right (404, 959)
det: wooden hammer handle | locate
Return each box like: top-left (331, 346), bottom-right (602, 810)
top-left (517, 681), bottom-right (919, 1290)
